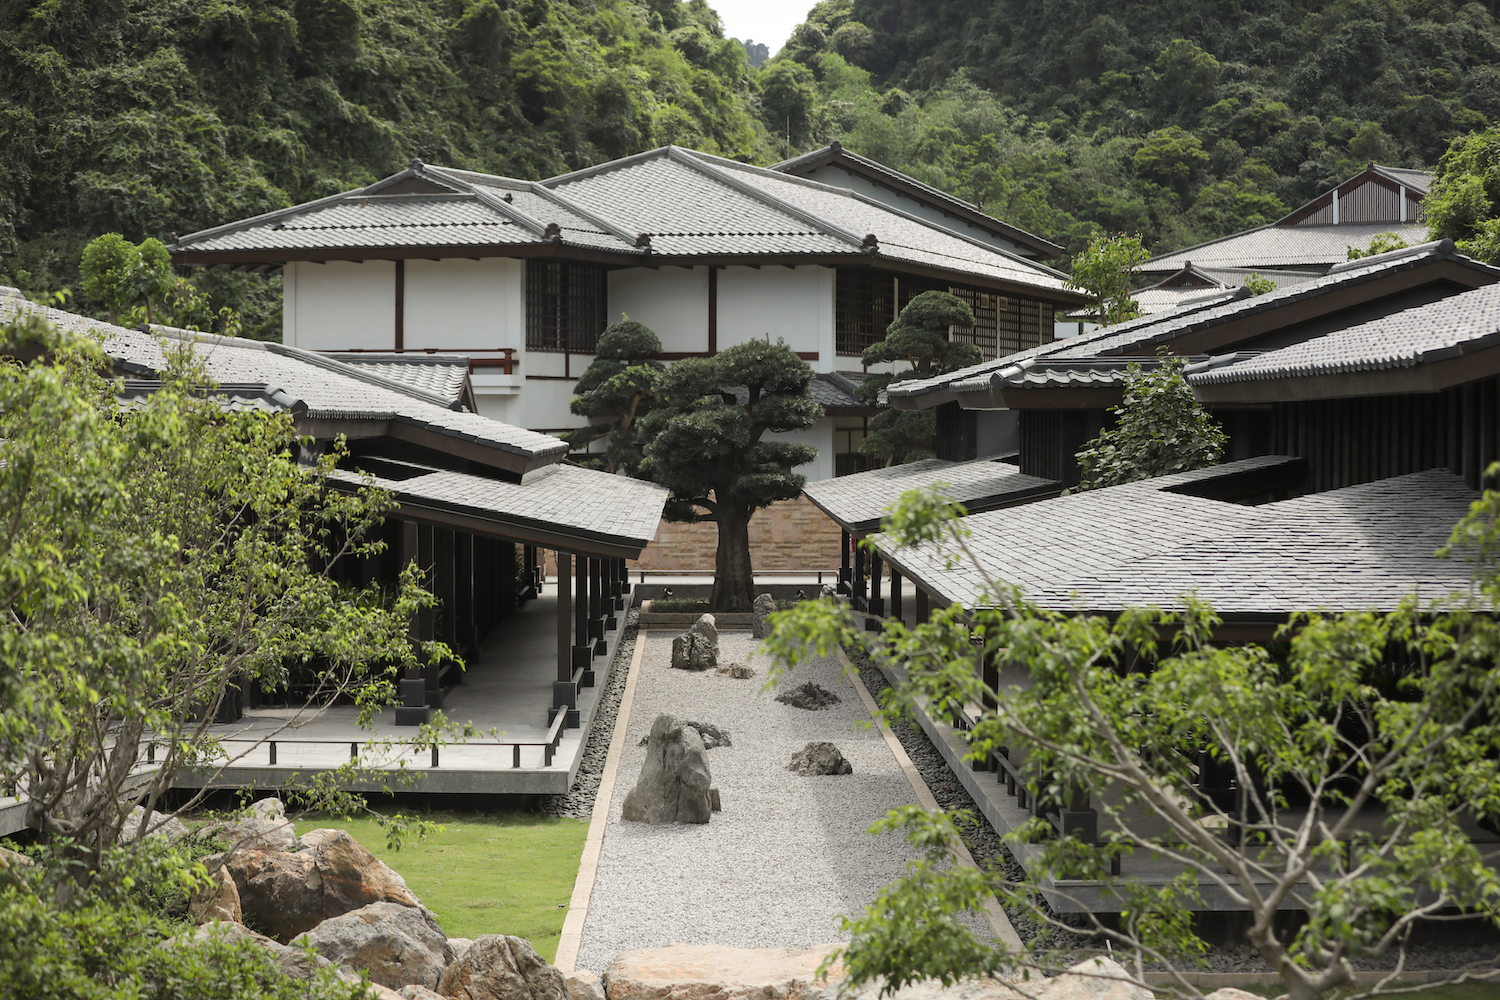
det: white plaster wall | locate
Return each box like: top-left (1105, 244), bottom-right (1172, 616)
top-left (521, 376), bottom-right (589, 432)
top-left (767, 416), bottom-right (834, 483)
top-left (283, 260), bottom-right (396, 350)
top-left (404, 258), bottom-right (522, 351)
top-left (717, 265), bottom-right (833, 369)
top-left (803, 165), bottom-right (1029, 258)
top-left (607, 267), bottom-right (709, 353)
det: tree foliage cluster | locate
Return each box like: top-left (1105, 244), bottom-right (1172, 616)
top-left (765, 475), bottom-right (1500, 1000)
top-left (762, 0), bottom-right (1500, 261)
top-left (0, 0), bottom-right (773, 335)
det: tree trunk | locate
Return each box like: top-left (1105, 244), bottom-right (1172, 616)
top-left (710, 507), bottom-right (754, 611)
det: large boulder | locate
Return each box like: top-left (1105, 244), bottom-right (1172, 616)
top-left (401, 988), bottom-right (447, 1000)
top-left (690, 613), bottom-right (719, 658)
top-left (1036, 958), bottom-right (1152, 1000)
top-left (293, 900), bottom-right (450, 990)
top-left (118, 805), bottom-right (190, 844)
top-left (751, 593), bottom-right (777, 639)
top-left (671, 632), bottom-right (716, 672)
top-left (637, 720), bottom-right (729, 750)
top-left (447, 937), bottom-right (476, 966)
top-left (167, 921), bottom-right (360, 986)
top-left (622, 715), bottom-right (717, 825)
top-left (217, 828), bottom-right (421, 942)
top-left (189, 862), bottom-right (242, 924)
top-left (436, 933), bottom-right (568, 1000)
top-left (203, 796), bottom-right (296, 852)
top-left (604, 943), bottom-right (844, 1000)
top-left (788, 743), bottom-right (852, 776)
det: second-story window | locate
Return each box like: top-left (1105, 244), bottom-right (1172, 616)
top-left (526, 261), bottom-right (607, 353)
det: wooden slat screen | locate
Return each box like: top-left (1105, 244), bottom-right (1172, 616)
top-left (526, 261), bottom-right (607, 353)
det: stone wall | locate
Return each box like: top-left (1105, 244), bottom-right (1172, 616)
top-left (629, 496), bottom-right (843, 573)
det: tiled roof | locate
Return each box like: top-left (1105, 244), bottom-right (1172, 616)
top-left (1140, 221), bottom-right (1431, 274)
top-left (172, 149), bottom-right (1082, 300)
top-left (1372, 164), bottom-right (1433, 195)
top-left (0, 297), bottom-right (568, 466)
top-left (809, 372), bottom-right (871, 411)
top-left (804, 456), bottom-right (1060, 533)
top-left (327, 353), bottom-right (473, 408)
top-left (771, 142), bottom-right (1064, 258)
top-left (1187, 280), bottom-right (1500, 386)
top-left (875, 462), bottom-right (1476, 615)
top-left (335, 463), bottom-right (667, 552)
top-left (1062, 285), bottom-right (1237, 320)
top-left (116, 381), bottom-right (307, 416)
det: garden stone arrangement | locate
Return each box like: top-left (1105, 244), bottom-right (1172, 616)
top-left (574, 631), bottom-right (987, 974)
top-left (621, 715), bottom-right (721, 825)
top-left (670, 613), bottom-right (720, 672)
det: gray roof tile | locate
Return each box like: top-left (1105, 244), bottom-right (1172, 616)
top-left (1142, 221), bottom-right (1431, 273)
top-left (805, 456), bottom-right (1059, 532)
top-left (327, 354), bottom-right (473, 407)
top-left (876, 462), bottom-right (1475, 615)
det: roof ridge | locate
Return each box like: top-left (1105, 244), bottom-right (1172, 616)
top-left (666, 146), bottom-right (865, 249)
top-left (692, 149), bottom-right (1073, 280)
top-left (527, 182), bottom-right (641, 247)
top-left (421, 166), bottom-right (552, 238)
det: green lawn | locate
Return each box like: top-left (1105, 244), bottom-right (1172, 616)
top-left (294, 810), bottom-right (588, 962)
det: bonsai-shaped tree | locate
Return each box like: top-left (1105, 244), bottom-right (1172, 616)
top-left (1073, 351), bottom-right (1226, 490)
top-left (1066, 232), bottom-right (1149, 326)
top-left (857, 290), bottom-right (982, 466)
top-left (638, 338), bottom-right (822, 610)
top-left (563, 317), bottom-right (664, 475)
top-left (79, 233), bottom-right (174, 325)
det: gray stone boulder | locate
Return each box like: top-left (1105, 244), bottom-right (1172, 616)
top-left (788, 743), bottom-right (852, 776)
top-left (638, 719), bottom-right (729, 750)
top-left (565, 970), bottom-right (606, 1000)
top-left (189, 862), bottom-right (242, 924)
top-left (622, 715), bottom-right (718, 824)
top-left (166, 921), bottom-right (363, 987)
top-left (293, 900), bottom-right (450, 990)
top-left (217, 828), bottom-right (421, 942)
top-left (447, 936), bottom-right (476, 966)
top-left (202, 796), bottom-right (296, 852)
top-left (118, 805), bottom-right (190, 844)
top-left (751, 593), bottom-right (777, 639)
top-left (690, 613), bottom-right (719, 658)
top-left (671, 631), bottom-right (716, 671)
top-left (400, 987), bottom-right (447, 1000)
top-left (436, 933), bottom-right (569, 1000)
top-left (717, 663), bottom-right (755, 679)
top-left (775, 682), bottom-right (841, 711)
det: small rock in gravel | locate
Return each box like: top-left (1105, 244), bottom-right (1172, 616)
top-left (639, 720), bottom-right (730, 750)
top-left (788, 743), bottom-right (852, 776)
top-left (717, 663), bottom-right (755, 679)
top-left (775, 681), bottom-right (841, 711)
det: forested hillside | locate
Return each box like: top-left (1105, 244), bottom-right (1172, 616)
top-left (768, 0), bottom-right (1500, 256)
top-left (0, 0), bottom-right (769, 335)
top-left (6, 0), bottom-right (1500, 335)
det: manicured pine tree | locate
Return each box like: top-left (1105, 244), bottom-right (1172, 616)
top-left (563, 317), bottom-right (664, 475)
top-left (638, 338), bottom-right (822, 611)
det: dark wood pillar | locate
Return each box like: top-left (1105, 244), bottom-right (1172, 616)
top-left (890, 568), bottom-right (903, 627)
top-left (396, 520), bottom-right (430, 726)
top-left (418, 525), bottom-right (435, 642)
top-left (588, 556), bottom-right (604, 641)
top-left (840, 529), bottom-right (852, 593)
top-left (455, 532), bottom-right (474, 654)
top-left (556, 551), bottom-right (572, 682)
top-left (434, 528), bottom-right (456, 646)
top-left (573, 553), bottom-right (590, 669)
top-left (854, 538), bottom-right (867, 605)
top-left (499, 541), bottom-right (516, 619)
top-left (916, 586), bottom-right (930, 624)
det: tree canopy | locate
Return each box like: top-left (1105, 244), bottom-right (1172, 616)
top-left (857, 290), bottom-right (980, 466)
top-left (637, 338), bottom-right (822, 609)
top-left (564, 316), bottom-right (665, 476)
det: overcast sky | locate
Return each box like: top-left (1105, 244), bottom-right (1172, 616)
top-left (710, 0), bottom-right (812, 52)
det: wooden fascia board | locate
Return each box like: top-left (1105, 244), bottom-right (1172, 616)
top-left (984, 384), bottom-right (1125, 409)
top-left (1192, 343), bottom-right (1500, 404)
top-left (298, 417), bottom-right (389, 440)
top-left (391, 500), bottom-right (647, 559)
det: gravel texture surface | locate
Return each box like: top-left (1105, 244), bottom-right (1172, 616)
top-left (574, 630), bottom-right (986, 974)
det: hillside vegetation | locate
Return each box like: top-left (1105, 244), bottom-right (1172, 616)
top-left (6, 0), bottom-right (1500, 331)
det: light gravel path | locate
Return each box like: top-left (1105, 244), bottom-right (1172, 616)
top-left (575, 630), bottom-right (981, 973)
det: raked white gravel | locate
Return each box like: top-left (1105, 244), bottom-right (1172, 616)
top-left (574, 630), bottom-right (986, 973)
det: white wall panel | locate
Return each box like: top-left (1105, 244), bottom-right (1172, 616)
top-left (608, 267), bottom-right (709, 353)
top-left (287, 260), bottom-right (395, 350)
top-left (404, 258), bottom-right (521, 351)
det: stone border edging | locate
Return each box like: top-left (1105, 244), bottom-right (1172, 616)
top-left (554, 627), bottom-right (650, 973)
top-left (836, 644), bottom-right (1026, 954)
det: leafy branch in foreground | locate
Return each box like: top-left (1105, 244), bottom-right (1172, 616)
top-left (0, 310), bottom-right (459, 897)
top-left (764, 483), bottom-right (1500, 1000)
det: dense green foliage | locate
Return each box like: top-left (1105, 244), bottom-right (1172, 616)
top-left (857, 290), bottom-right (980, 466)
top-left (0, 0), bottom-right (770, 335)
top-left (1065, 233), bottom-right (1149, 325)
top-left (1073, 354), bottom-right (1227, 490)
top-left (1425, 123), bottom-right (1500, 260)
top-left (638, 339), bottom-right (822, 609)
top-left (769, 0), bottom-right (1500, 259)
top-left (765, 481), bottom-right (1500, 999)
top-left (564, 317), bottom-right (665, 475)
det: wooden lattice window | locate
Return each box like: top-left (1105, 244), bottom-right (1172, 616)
top-left (948, 287), bottom-right (1000, 360)
top-left (836, 270), bottom-right (897, 356)
top-left (996, 296), bottom-right (1055, 356)
top-left (526, 261), bottom-right (607, 353)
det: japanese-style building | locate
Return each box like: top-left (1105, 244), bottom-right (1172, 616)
top-left (167, 145), bottom-right (1085, 482)
top-left (0, 291), bottom-right (668, 747)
